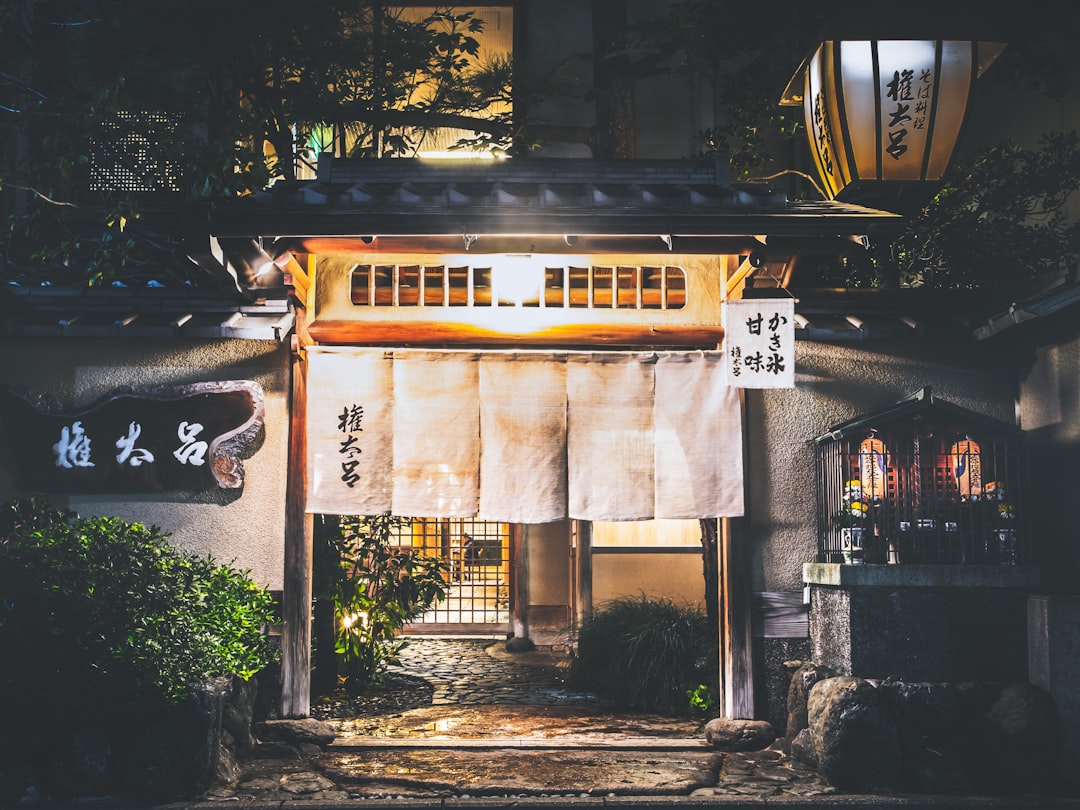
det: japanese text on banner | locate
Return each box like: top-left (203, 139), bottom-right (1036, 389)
top-left (723, 298), bottom-right (795, 388)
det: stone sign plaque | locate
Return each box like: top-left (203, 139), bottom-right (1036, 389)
top-left (0, 381), bottom-right (264, 492)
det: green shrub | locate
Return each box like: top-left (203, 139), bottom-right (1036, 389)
top-left (321, 514), bottom-right (449, 690)
top-left (0, 496), bottom-right (278, 717)
top-left (570, 594), bottom-right (715, 716)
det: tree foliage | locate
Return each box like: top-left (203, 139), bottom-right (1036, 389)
top-left (0, 0), bottom-right (511, 286)
top-left (316, 514), bottom-right (449, 691)
top-left (0, 496), bottom-right (278, 711)
top-left (893, 133), bottom-right (1080, 292)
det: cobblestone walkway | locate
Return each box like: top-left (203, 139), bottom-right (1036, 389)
top-left (387, 636), bottom-right (598, 706)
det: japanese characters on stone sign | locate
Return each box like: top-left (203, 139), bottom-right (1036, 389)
top-left (723, 298), bottom-right (795, 389)
top-left (0, 381), bottom-right (264, 492)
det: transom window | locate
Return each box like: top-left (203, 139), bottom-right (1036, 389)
top-left (350, 263), bottom-right (687, 309)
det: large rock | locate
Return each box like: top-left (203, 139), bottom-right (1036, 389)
top-left (255, 718), bottom-right (337, 749)
top-left (808, 675), bottom-right (901, 792)
top-left (782, 660), bottom-right (839, 752)
top-left (703, 718), bottom-right (776, 751)
top-left (878, 680), bottom-right (971, 793)
top-left (979, 681), bottom-right (1062, 793)
top-left (115, 677), bottom-right (228, 801)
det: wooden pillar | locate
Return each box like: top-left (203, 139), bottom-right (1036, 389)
top-left (281, 326), bottom-right (313, 718)
top-left (574, 520), bottom-right (593, 624)
top-left (510, 523), bottom-right (529, 639)
top-left (720, 515), bottom-right (755, 718)
top-left (720, 388), bottom-right (755, 719)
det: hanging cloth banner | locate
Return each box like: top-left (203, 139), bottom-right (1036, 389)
top-left (306, 348), bottom-right (394, 515)
top-left (654, 352), bottom-right (744, 518)
top-left (722, 298), bottom-right (796, 388)
top-left (567, 353), bottom-right (657, 521)
top-left (479, 353), bottom-right (567, 523)
top-left (392, 351), bottom-right (480, 517)
top-left (305, 347), bottom-right (745, 521)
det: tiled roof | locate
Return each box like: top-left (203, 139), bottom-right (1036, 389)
top-left (213, 156), bottom-right (901, 240)
top-left (0, 286), bottom-right (294, 342)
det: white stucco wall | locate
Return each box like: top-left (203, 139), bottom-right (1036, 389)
top-left (0, 337), bottom-right (291, 591)
top-left (749, 339), bottom-right (1020, 593)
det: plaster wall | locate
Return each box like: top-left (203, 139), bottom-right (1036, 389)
top-left (526, 521), bottom-right (570, 606)
top-left (750, 339), bottom-right (1019, 593)
top-left (592, 550), bottom-right (704, 609)
top-left (1020, 334), bottom-right (1080, 593)
top-left (0, 337), bottom-right (290, 591)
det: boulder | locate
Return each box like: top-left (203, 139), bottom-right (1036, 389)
top-left (789, 727), bottom-right (817, 769)
top-left (116, 677), bottom-right (227, 801)
top-left (255, 718), bottom-right (337, 749)
top-left (808, 675), bottom-right (901, 792)
top-left (782, 660), bottom-right (839, 752)
top-left (878, 681), bottom-right (970, 794)
top-left (505, 636), bottom-right (536, 653)
top-left (979, 681), bottom-right (1062, 793)
top-left (703, 718), bottom-right (776, 751)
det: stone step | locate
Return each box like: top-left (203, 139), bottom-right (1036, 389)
top-left (330, 736), bottom-right (709, 751)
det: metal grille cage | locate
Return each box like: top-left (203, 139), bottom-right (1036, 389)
top-left (814, 389), bottom-right (1028, 566)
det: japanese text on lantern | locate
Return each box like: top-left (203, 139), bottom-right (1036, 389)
top-left (723, 298), bottom-right (795, 388)
top-left (885, 66), bottom-right (933, 161)
top-left (338, 403), bottom-right (364, 487)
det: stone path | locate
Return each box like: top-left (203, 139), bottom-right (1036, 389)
top-left (387, 636), bottom-right (598, 706)
top-left (185, 637), bottom-right (843, 807)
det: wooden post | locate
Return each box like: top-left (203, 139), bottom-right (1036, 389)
top-left (574, 520), bottom-right (593, 624)
top-left (510, 523), bottom-right (529, 640)
top-left (281, 324), bottom-right (313, 718)
top-left (719, 388), bottom-right (755, 719)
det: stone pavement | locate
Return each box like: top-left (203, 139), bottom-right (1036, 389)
top-left (160, 637), bottom-right (1080, 810)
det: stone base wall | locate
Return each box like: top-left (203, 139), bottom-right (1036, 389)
top-left (805, 564), bottom-right (1038, 682)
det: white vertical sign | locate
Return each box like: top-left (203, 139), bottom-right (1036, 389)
top-left (723, 298), bottom-right (795, 388)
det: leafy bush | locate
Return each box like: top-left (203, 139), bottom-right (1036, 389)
top-left (321, 514), bottom-right (449, 690)
top-left (0, 496), bottom-right (278, 717)
top-left (570, 594), bottom-right (715, 716)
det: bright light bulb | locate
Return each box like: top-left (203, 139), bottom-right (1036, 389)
top-left (492, 254), bottom-right (545, 305)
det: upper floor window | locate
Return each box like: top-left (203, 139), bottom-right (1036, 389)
top-left (350, 262), bottom-right (687, 310)
top-left (294, 5), bottom-right (513, 178)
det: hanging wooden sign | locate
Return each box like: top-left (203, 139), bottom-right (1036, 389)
top-left (0, 381), bottom-right (264, 492)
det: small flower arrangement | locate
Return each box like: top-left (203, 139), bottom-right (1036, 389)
top-left (984, 481), bottom-right (1016, 523)
top-left (835, 480), bottom-right (869, 527)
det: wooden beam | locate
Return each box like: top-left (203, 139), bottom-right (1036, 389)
top-left (308, 320), bottom-right (724, 347)
top-left (281, 310), bottom-right (313, 718)
top-left (294, 235), bottom-right (764, 256)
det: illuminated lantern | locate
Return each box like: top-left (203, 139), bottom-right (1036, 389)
top-left (949, 436), bottom-right (982, 499)
top-left (780, 41), bottom-right (1005, 204)
top-left (859, 434), bottom-right (887, 502)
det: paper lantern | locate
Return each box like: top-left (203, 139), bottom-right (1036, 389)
top-left (780, 40), bottom-right (1004, 203)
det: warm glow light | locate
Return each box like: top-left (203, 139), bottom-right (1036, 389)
top-left (950, 437), bottom-right (982, 499)
top-left (341, 611), bottom-right (369, 630)
top-left (417, 150), bottom-right (500, 161)
top-left (492, 254), bottom-right (546, 305)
